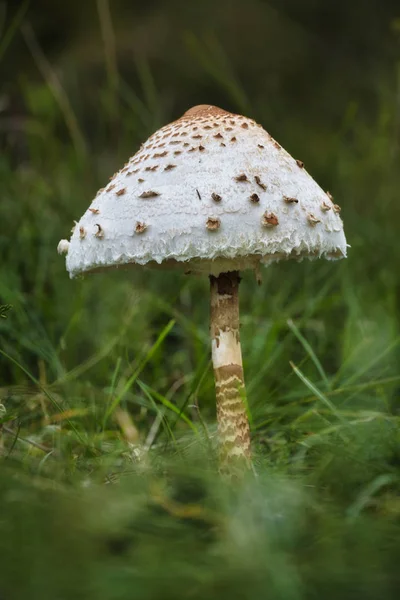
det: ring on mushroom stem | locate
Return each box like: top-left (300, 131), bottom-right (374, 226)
top-left (58, 104), bottom-right (347, 473)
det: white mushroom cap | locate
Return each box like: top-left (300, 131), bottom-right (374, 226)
top-left (61, 105), bottom-right (347, 278)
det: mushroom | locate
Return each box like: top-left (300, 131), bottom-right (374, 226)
top-left (58, 104), bottom-right (347, 470)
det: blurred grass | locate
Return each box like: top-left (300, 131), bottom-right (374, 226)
top-left (0, 0), bottom-right (400, 598)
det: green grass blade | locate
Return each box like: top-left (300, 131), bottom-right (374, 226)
top-left (0, 348), bottom-right (87, 445)
top-left (103, 319), bottom-right (176, 425)
top-left (102, 356), bottom-right (122, 431)
top-left (346, 474), bottom-right (399, 521)
top-left (290, 361), bottom-right (345, 424)
top-left (137, 380), bottom-right (199, 434)
top-left (0, 0), bottom-right (30, 63)
top-left (137, 381), bottom-right (177, 445)
top-left (341, 336), bottom-right (400, 387)
top-left (287, 318), bottom-right (330, 389)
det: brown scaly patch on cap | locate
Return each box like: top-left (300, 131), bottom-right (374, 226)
top-left (94, 224), bottom-right (104, 238)
top-left (254, 176), bottom-right (266, 191)
top-left (321, 201), bottom-right (331, 212)
top-left (307, 213), bottom-right (321, 226)
top-left (135, 221), bottom-right (148, 234)
top-left (262, 212), bottom-right (279, 227)
top-left (206, 217), bottom-right (221, 230)
top-left (139, 191), bottom-right (160, 199)
top-left (235, 174), bottom-right (249, 183)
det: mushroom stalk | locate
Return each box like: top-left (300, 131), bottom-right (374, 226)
top-left (209, 271), bottom-right (251, 466)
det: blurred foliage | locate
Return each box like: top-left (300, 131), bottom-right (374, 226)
top-left (0, 447), bottom-right (400, 600)
top-left (1, 0), bottom-right (400, 598)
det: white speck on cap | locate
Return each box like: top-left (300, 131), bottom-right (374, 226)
top-left (60, 105), bottom-right (347, 278)
top-left (57, 239), bottom-right (70, 255)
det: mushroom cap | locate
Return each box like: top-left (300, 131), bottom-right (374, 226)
top-left (62, 105), bottom-right (347, 278)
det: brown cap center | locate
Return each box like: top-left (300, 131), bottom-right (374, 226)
top-left (182, 105), bottom-right (230, 119)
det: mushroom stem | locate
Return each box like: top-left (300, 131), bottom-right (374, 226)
top-left (209, 271), bottom-right (251, 467)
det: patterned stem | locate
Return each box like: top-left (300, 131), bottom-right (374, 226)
top-left (209, 271), bottom-right (251, 467)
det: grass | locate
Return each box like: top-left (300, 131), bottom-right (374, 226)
top-left (1, 3), bottom-right (400, 597)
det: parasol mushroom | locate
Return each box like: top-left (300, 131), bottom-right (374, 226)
top-left (58, 105), bottom-right (347, 468)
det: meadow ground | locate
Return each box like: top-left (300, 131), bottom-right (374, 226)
top-left (1, 2), bottom-right (400, 598)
